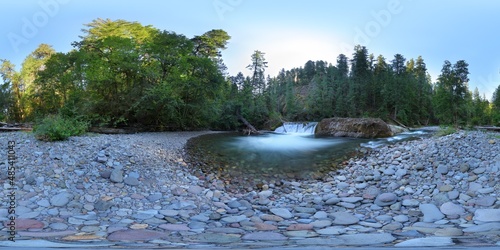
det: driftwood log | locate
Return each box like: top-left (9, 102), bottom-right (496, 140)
top-left (0, 122), bottom-right (33, 132)
top-left (89, 127), bottom-right (137, 134)
top-left (475, 126), bottom-right (500, 132)
top-left (0, 127), bottom-right (32, 132)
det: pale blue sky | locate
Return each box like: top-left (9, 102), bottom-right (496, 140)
top-left (1, 0), bottom-right (499, 99)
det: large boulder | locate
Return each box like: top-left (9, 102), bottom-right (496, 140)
top-left (389, 125), bottom-right (409, 134)
top-left (316, 118), bottom-right (393, 138)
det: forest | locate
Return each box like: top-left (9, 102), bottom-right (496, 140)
top-left (1, 19), bottom-right (500, 135)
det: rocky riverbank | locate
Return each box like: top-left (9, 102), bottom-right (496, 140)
top-left (0, 130), bottom-right (499, 248)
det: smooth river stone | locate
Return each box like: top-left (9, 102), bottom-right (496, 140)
top-left (473, 196), bottom-right (496, 207)
top-left (242, 232), bottom-right (287, 241)
top-left (474, 209), bottom-right (500, 222)
top-left (270, 208), bottom-right (293, 219)
top-left (374, 193), bottom-right (398, 206)
top-left (331, 212), bottom-right (359, 225)
top-left (395, 237), bottom-right (454, 247)
top-left (337, 233), bottom-right (396, 246)
top-left (107, 229), bottom-right (168, 241)
top-left (440, 202), bottom-right (465, 216)
top-left (419, 204), bottom-right (444, 222)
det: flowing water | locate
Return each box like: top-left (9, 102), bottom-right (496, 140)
top-left (185, 122), bottom-right (432, 190)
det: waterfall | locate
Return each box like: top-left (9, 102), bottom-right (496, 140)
top-left (274, 122), bottom-right (318, 135)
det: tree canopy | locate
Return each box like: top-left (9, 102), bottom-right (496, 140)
top-left (1, 18), bottom-right (498, 130)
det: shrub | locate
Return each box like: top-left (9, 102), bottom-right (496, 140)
top-left (34, 115), bottom-right (89, 141)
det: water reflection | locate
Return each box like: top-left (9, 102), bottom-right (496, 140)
top-left (185, 129), bottom-right (432, 189)
top-left (185, 132), bottom-right (366, 185)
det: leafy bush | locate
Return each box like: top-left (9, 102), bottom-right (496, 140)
top-left (34, 115), bottom-right (89, 141)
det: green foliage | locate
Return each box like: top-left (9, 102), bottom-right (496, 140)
top-left (493, 84), bottom-right (500, 111)
top-left (433, 60), bottom-right (471, 126)
top-left (435, 126), bottom-right (457, 137)
top-left (0, 79), bottom-right (10, 121)
top-left (1, 18), bottom-right (495, 131)
top-left (247, 50), bottom-right (268, 94)
top-left (34, 115), bottom-right (89, 141)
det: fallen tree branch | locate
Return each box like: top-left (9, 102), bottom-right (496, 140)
top-left (235, 108), bottom-right (261, 135)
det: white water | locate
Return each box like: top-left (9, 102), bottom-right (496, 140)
top-left (361, 130), bottom-right (431, 148)
top-left (274, 122), bottom-right (318, 135)
top-left (230, 133), bottom-right (344, 152)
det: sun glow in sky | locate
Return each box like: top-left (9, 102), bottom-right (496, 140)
top-left (1, 0), bottom-right (499, 99)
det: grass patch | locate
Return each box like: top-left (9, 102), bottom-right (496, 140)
top-left (34, 114), bottom-right (89, 141)
top-left (487, 134), bottom-right (500, 139)
top-left (435, 126), bottom-right (457, 137)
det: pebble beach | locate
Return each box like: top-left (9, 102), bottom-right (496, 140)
top-left (0, 129), bottom-right (499, 248)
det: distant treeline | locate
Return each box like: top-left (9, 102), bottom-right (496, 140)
top-left (1, 18), bottom-right (499, 130)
